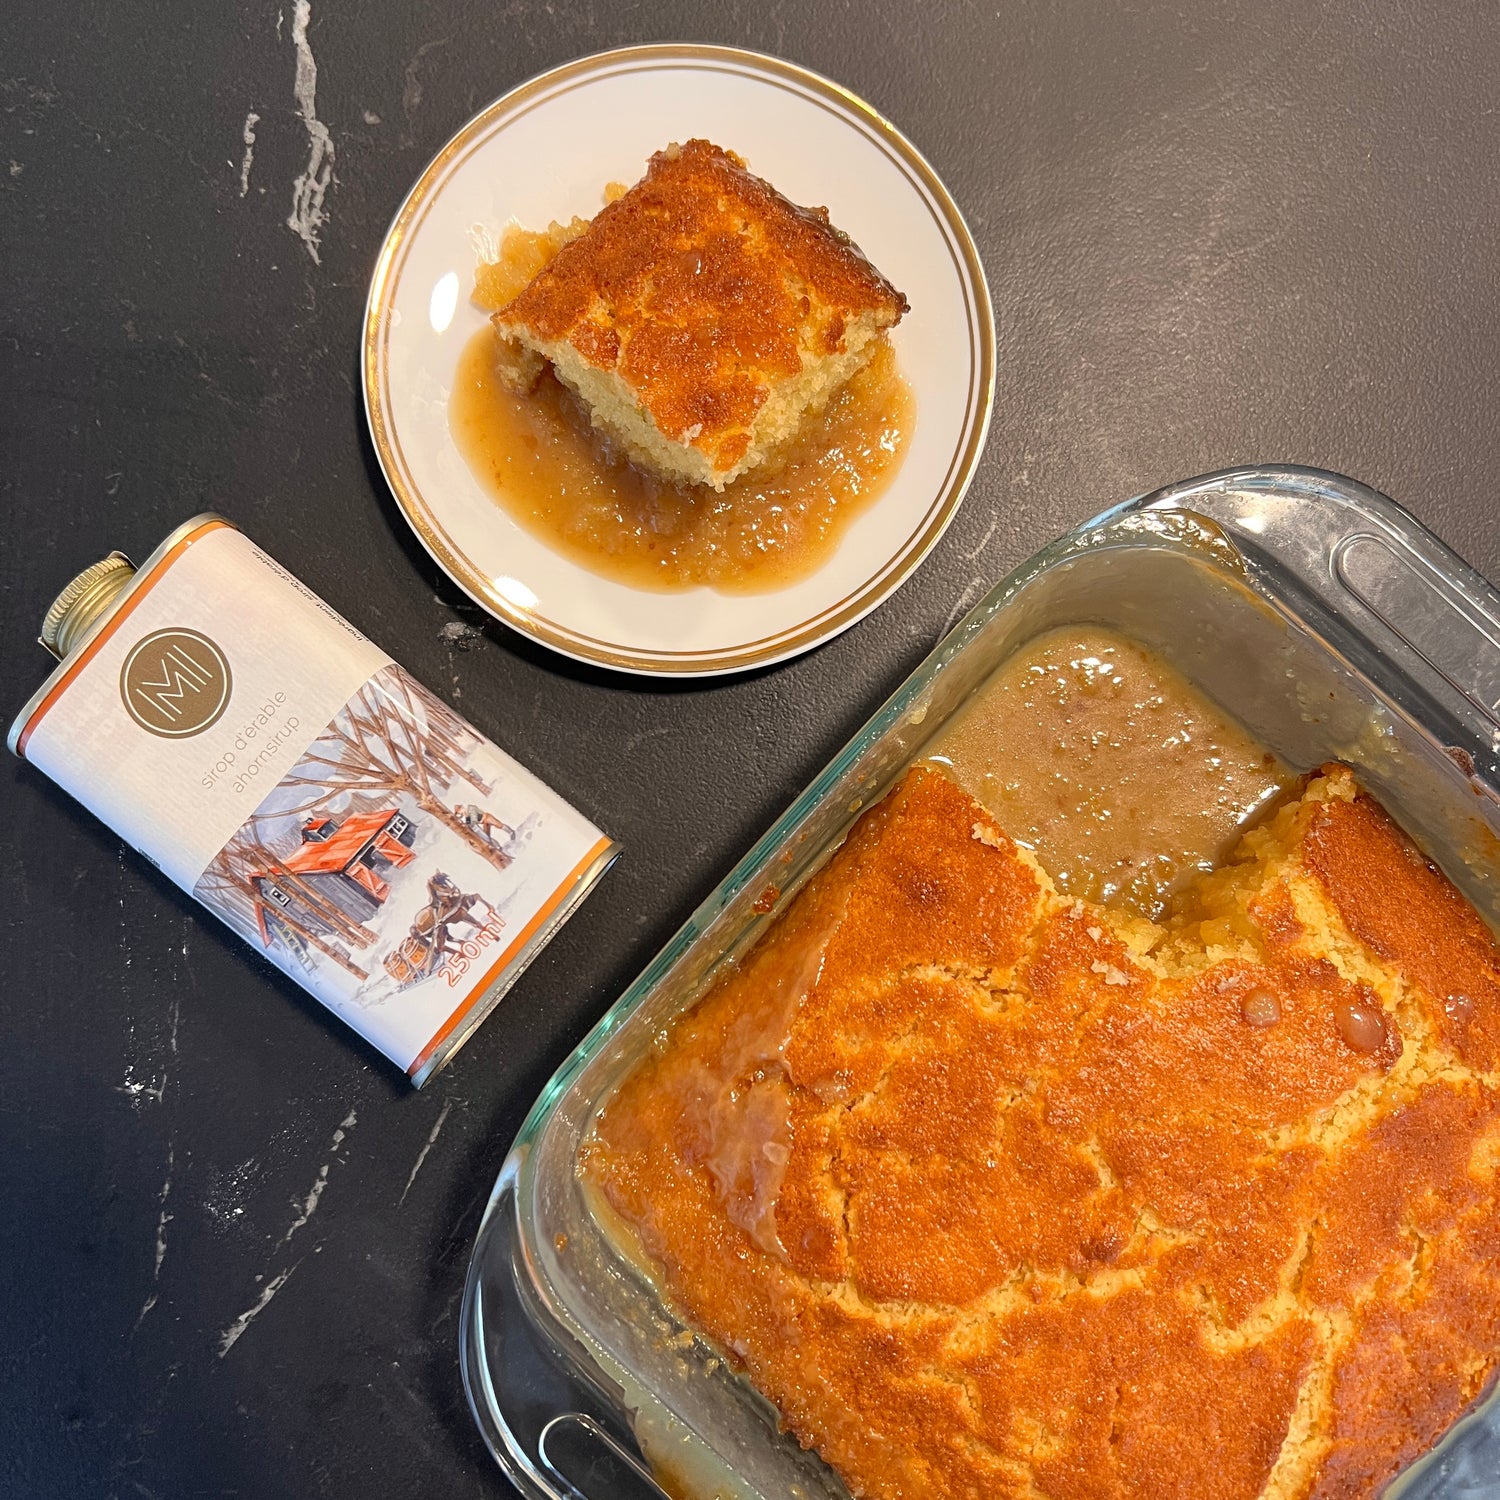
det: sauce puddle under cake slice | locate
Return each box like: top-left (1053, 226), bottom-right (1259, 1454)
top-left (581, 635), bottom-right (1500, 1500)
top-left (453, 141), bottom-right (916, 592)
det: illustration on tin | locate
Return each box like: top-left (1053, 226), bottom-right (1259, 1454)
top-left (194, 664), bottom-right (535, 998)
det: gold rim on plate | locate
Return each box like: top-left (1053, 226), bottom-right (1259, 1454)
top-left (362, 43), bottom-right (996, 676)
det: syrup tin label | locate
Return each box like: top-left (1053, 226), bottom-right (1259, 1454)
top-left (13, 520), bottom-right (612, 1080)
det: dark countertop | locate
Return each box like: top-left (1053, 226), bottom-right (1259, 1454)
top-left (3, 3), bottom-right (1497, 1497)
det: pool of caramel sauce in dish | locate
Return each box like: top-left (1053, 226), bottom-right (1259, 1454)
top-left (452, 226), bottom-right (915, 594)
top-left (927, 627), bottom-right (1296, 919)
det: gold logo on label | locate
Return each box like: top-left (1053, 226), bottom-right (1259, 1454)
top-left (119, 628), bottom-right (232, 738)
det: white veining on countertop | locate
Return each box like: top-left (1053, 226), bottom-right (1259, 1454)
top-left (216, 1106), bottom-right (356, 1355)
top-left (134, 1145), bottom-right (175, 1329)
top-left (280, 1106), bottom-right (356, 1246)
top-left (119, 986), bottom-right (180, 1108)
top-left (621, 723), bottom-right (674, 759)
top-left (285, 0), bottom-right (334, 263)
top-left (118, 1060), bottom-right (165, 1106)
top-left (217, 1264), bottom-right (298, 1357)
top-left (401, 36), bottom-right (450, 134)
top-left (281, 1161), bottom-right (331, 1246)
top-left (114, 849), bottom-right (166, 1107)
top-left (960, 514), bottom-right (999, 563)
top-left (151, 1149), bottom-right (174, 1280)
top-left (237, 110), bottom-right (259, 197)
top-left (398, 1099), bottom-right (452, 1205)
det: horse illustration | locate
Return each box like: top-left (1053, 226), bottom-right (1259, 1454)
top-left (381, 872), bottom-right (498, 988)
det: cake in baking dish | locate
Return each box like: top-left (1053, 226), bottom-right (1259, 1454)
top-left (491, 139), bottom-right (909, 491)
top-left (582, 763), bottom-right (1500, 1500)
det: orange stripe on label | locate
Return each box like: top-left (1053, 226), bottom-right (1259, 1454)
top-left (406, 835), bottom-right (614, 1080)
top-left (15, 519), bottom-right (233, 760)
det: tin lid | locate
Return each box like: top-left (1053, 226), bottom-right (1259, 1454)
top-left (40, 553), bottom-right (137, 660)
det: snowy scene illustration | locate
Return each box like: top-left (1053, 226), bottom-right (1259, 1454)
top-left (194, 665), bottom-right (541, 1013)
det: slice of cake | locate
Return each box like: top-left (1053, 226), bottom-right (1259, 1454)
top-left (492, 140), bottom-right (909, 491)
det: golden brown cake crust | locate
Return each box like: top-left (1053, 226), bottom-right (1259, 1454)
top-left (1299, 774), bottom-right (1500, 1073)
top-left (582, 765), bottom-right (1500, 1500)
top-left (493, 139), bottom-right (908, 475)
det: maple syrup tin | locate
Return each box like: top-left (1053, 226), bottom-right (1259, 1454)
top-left (9, 515), bottom-right (616, 1085)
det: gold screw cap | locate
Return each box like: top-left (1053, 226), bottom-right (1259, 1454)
top-left (40, 553), bottom-right (137, 660)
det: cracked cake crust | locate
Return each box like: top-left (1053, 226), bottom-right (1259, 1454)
top-left (492, 139), bottom-right (909, 490)
top-left (582, 765), bottom-right (1500, 1500)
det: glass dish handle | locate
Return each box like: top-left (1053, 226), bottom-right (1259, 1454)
top-left (1328, 530), bottom-right (1500, 733)
top-left (537, 1414), bottom-right (673, 1499)
top-left (460, 1176), bottom-right (674, 1500)
top-left (1131, 465), bottom-right (1500, 758)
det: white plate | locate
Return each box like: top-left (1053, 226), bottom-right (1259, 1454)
top-left (363, 45), bottom-right (995, 676)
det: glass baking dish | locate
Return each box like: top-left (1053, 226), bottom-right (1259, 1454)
top-left (461, 466), bottom-right (1500, 1500)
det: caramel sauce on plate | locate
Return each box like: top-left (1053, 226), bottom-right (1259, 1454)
top-left (927, 627), bottom-right (1296, 919)
top-left (453, 226), bottom-right (915, 593)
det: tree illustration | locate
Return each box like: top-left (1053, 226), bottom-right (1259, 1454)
top-left (251, 666), bottom-right (511, 872)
